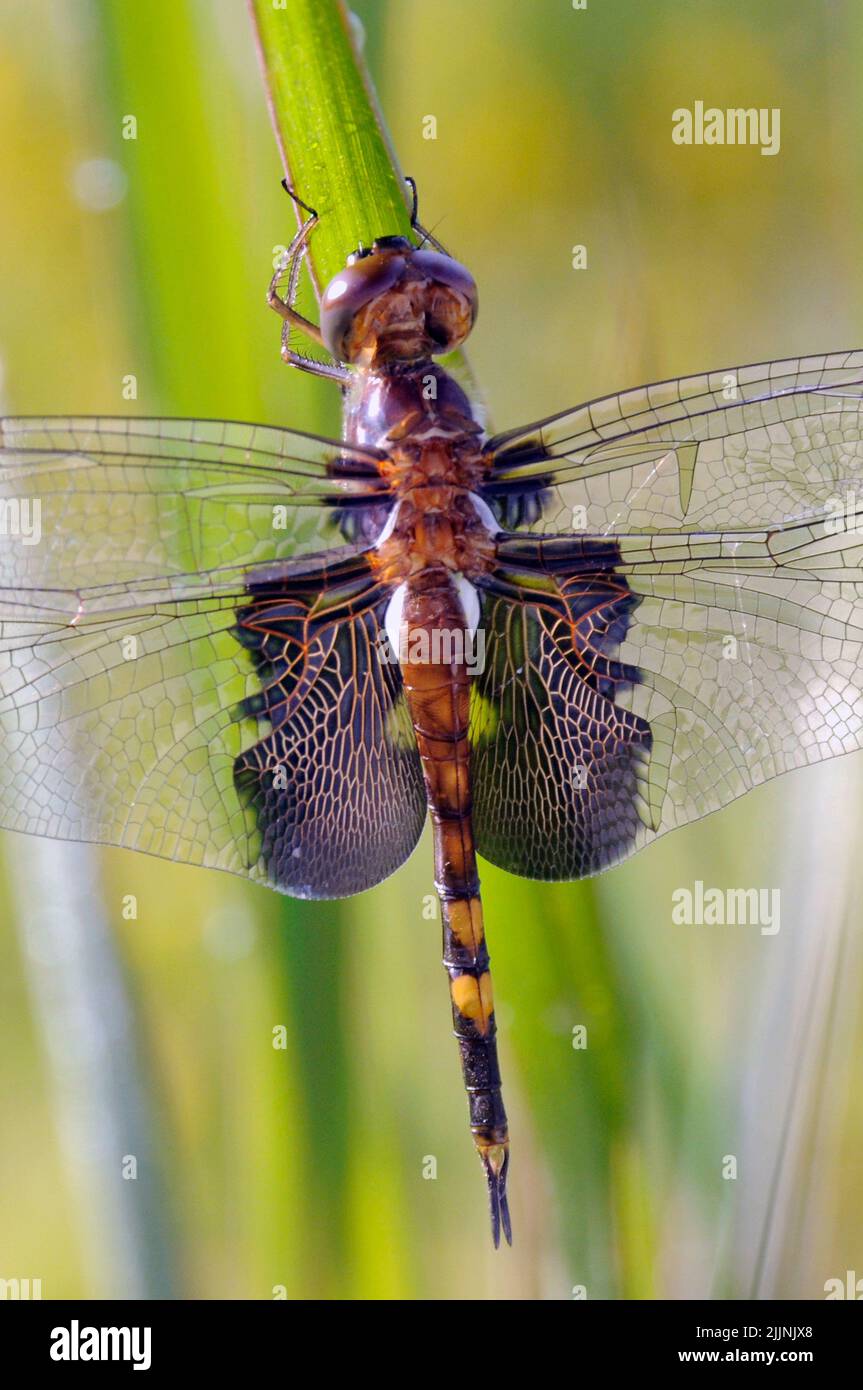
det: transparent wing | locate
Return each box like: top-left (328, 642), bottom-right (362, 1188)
top-left (0, 555), bottom-right (425, 897)
top-left (615, 514), bottom-right (863, 854)
top-left (482, 351), bottom-right (863, 534)
top-left (471, 512), bottom-right (863, 879)
top-left (0, 415), bottom-right (391, 586)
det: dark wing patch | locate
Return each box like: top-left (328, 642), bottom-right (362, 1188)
top-left (470, 548), bottom-right (651, 879)
top-left (233, 573), bottom-right (426, 898)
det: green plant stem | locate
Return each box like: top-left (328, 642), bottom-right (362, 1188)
top-left (247, 0), bottom-right (412, 292)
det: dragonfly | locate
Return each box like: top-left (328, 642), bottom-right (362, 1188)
top-left (2, 179), bottom-right (863, 1247)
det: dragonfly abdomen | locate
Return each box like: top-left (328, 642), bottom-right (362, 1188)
top-left (398, 572), bottom-right (512, 1247)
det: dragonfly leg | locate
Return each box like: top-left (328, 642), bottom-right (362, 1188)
top-left (267, 209), bottom-right (320, 334)
top-left (268, 193), bottom-right (350, 382)
top-left (278, 333), bottom-right (350, 382)
top-left (268, 252), bottom-right (350, 380)
top-left (404, 174), bottom-right (453, 257)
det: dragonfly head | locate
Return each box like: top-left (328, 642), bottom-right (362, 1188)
top-left (320, 237), bottom-right (477, 366)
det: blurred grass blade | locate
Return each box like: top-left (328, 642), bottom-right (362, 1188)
top-left (9, 841), bottom-right (174, 1297)
top-left (733, 760), bottom-right (863, 1298)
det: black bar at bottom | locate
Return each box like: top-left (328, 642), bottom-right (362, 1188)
top-left (0, 1297), bottom-right (858, 1374)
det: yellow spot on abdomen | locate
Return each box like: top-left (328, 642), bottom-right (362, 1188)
top-left (451, 971), bottom-right (494, 1033)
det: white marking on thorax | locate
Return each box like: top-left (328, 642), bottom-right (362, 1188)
top-left (468, 491), bottom-right (501, 536)
top-left (384, 574), bottom-right (480, 661)
top-left (385, 582), bottom-right (407, 658)
top-left (395, 424), bottom-right (465, 444)
top-left (374, 500), bottom-right (401, 547)
top-left (375, 492), bottom-right (497, 547)
top-left (452, 574), bottom-right (481, 636)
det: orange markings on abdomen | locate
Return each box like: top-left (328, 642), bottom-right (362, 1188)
top-left (450, 972), bottom-right (494, 1036)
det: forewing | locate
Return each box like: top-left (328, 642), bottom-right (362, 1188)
top-left (483, 351), bottom-right (863, 534)
top-left (0, 415), bottom-right (391, 586)
top-left (0, 559), bottom-right (426, 897)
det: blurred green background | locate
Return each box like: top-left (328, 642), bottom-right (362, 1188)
top-left (1, 0), bottom-right (862, 1300)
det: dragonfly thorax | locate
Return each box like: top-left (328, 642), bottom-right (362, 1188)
top-left (373, 488), bottom-right (497, 585)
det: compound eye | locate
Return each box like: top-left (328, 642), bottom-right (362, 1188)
top-left (410, 251), bottom-right (478, 352)
top-left (320, 254), bottom-right (405, 360)
top-left (411, 251), bottom-right (478, 318)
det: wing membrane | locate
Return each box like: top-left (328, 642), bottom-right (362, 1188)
top-left (613, 514), bottom-right (863, 848)
top-left (483, 351), bottom-right (863, 534)
top-left (0, 415), bottom-right (391, 586)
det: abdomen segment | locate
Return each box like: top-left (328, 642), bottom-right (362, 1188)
top-left (399, 572), bottom-right (511, 1246)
